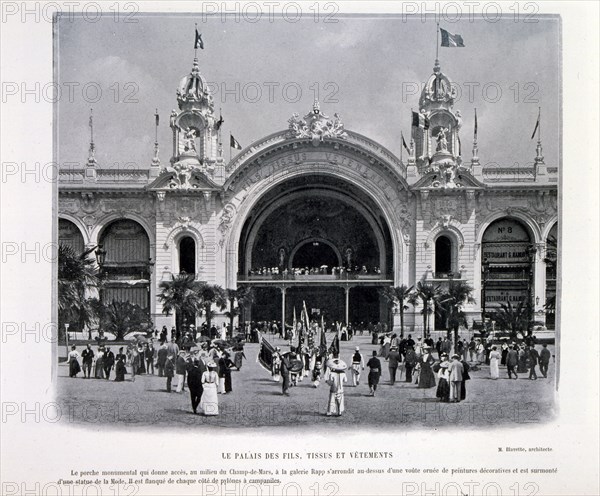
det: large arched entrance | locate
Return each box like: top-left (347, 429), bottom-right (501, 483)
top-left (98, 219), bottom-right (151, 310)
top-left (237, 175), bottom-right (394, 327)
top-left (58, 218), bottom-right (85, 253)
top-left (481, 217), bottom-right (536, 318)
top-left (545, 222), bottom-right (557, 329)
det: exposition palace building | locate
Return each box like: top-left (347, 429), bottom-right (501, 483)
top-left (58, 55), bottom-right (558, 334)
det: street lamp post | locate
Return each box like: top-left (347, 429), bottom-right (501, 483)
top-left (64, 323), bottom-right (70, 357)
top-left (526, 245), bottom-right (537, 336)
top-left (94, 245), bottom-right (107, 339)
top-left (481, 257), bottom-right (489, 323)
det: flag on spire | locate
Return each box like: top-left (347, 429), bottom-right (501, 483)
top-left (216, 114), bottom-right (224, 131)
top-left (440, 27), bottom-right (465, 47)
top-left (531, 108), bottom-right (540, 139)
top-left (401, 131), bottom-right (410, 154)
top-left (194, 29), bottom-right (204, 50)
top-left (230, 134), bottom-right (242, 150)
top-left (474, 108), bottom-right (478, 140)
top-left (412, 111), bottom-right (430, 130)
top-left (155, 109), bottom-right (159, 126)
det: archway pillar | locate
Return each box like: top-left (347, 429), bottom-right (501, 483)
top-left (533, 243), bottom-right (547, 326)
top-left (224, 159), bottom-right (408, 291)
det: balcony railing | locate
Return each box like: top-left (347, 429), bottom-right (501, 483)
top-left (238, 273), bottom-right (387, 282)
top-left (430, 272), bottom-right (462, 280)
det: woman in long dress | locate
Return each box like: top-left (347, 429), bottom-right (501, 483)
top-left (476, 341), bottom-right (486, 364)
top-left (517, 346), bottom-right (528, 373)
top-left (417, 347), bottom-right (436, 388)
top-left (68, 346), bottom-right (81, 378)
top-left (200, 362), bottom-right (219, 416)
top-left (435, 358), bottom-right (450, 402)
top-left (489, 346), bottom-right (501, 379)
top-left (114, 347), bottom-right (127, 382)
top-left (94, 348), bottom-right (104, 379)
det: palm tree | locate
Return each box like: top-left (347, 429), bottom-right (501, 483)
top-left (197, 283), bottom-right (228, 332)
top-left (437, 281), bottom-right (476, 348)
top-left (158, 273), bottom-right (202, 333)
top-left (225, 286), bottom-right (255, 333)
top-left (58, 244), bottom-right (99, 341)
top-left (97, 300), bottom-right (151, 341)
top-left (408, 282), bottom-right (442, 336)
top-left (381, 285), bottom-right (413, 337)
top-left (491, 300), bottom-right (532, 340)
top-left (543, 234), bottom-right (558, 314)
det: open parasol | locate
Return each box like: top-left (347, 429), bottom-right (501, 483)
top-left (326, 358), bottom-right (348, 372)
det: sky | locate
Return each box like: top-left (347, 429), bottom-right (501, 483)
top-left (56, 14), bottom-right (560, 170)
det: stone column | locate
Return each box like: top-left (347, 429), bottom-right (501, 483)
top-left (281, 286), bottom-right (287, 331)
top-left (533, 243), bottom-right (547, 326)
top-left (344, 286), bottom-right (351, 326)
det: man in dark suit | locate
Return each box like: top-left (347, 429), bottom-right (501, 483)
top-left (103, 347), bottom-right (115, 380)
top-left (367, 350), bottom-right (382, 396)
top-left (528, 345), bottom-right (540, 380)
top-left (539, 344), bottom-right (551, 378)
top-left (187, 358), bottom-right (205, 414)
top-left (506, 346), bottom-right (518, 379)
top-left (387, 346), bottom-right (401, 385)
top-left (81, 344), bottom-right (94, 378)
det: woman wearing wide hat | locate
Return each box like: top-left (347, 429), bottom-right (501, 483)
top-left (325, 356), bottom-right (348, 416)
top-left (200, 361), bottom-right (219, 416)
top-left (416, 345), bottom-right (436, 388)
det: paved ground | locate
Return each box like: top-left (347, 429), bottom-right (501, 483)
top-left (56, 335), bottom-right (557, 429)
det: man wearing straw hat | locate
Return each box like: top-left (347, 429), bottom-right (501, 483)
top-left (325, 353), bottom-right (348, 416)
top-left (350, 346), bottom-right (364, 387)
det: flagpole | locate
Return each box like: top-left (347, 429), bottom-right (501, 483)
top-left (154, 108), bottom-right (158, 143)
top-left (89, 108), bottom-right (94, 145)
top-left (436, 22), bottom-right (439, 61)
top-left (194, 23), bottom-right (198, 59)
top-left (400, 130), bottom-right (403, 162)
top-left (538, 107), bottom-right (541, 142)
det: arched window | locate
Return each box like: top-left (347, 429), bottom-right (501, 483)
top-left (545, 223), bottom-right (557, 329)
top-left (481, 218), bottom-right (533, 315)
top-left (435, 235), bottom-right (453, 275)
top-left (98, 219), bottom-right (150, 309)
top-left (179, 236), bottom-right (196, 275)
top-left (58, 218), bottom-right (84, 253)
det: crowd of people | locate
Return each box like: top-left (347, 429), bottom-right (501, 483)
top-left (65, 318), bottom-right (553, 420)
top-left (66, 331), bottom-right (247, 416)
top-left (247, 266), bottom-right (382, 276)
top-left (259, 325), bottom-right (554, 417)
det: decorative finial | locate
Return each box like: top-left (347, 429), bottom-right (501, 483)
top-left (87, 108), bottom-right (96, 166)
top-left (313, 99), bottom-right (320, 115)
top-left (471, 108), bottom-right (479, 166)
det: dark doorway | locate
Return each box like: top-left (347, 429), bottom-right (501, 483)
top-left (179, 237), bottom-right (196, 274)
top-left (435, 236), bottom-right (452, 274)
top-left (292, 241), bottom-right (339, 269)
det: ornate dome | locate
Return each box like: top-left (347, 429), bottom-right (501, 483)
top-left (419, 59), bottom-right (457, 110)
top-left (176, 58), bottom-right (213, 110)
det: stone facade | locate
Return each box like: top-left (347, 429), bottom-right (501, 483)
top-left (58, 57), bottom-right (558, 334)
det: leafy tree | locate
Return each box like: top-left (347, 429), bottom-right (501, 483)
top-left (225, 286), bottom-right (255, 333)
top-left (408, 282), bottom-right (442, 336)
top-left (197, 283), bottom-right (228, 331)
top-left (58, 244), bottom-right (99, 341)
top-left (381, 285), bottom-right (413, 337)
top-left (491, 300), bottom-right (532, 340)
top-left (437, 281), bottom-right (476, 348)
top-left (543, 234), bottom-right (558, 313)
top-left (158, 273), bottom-right (202, 333)
top-left (96, 300), bottom-right (151, 341)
